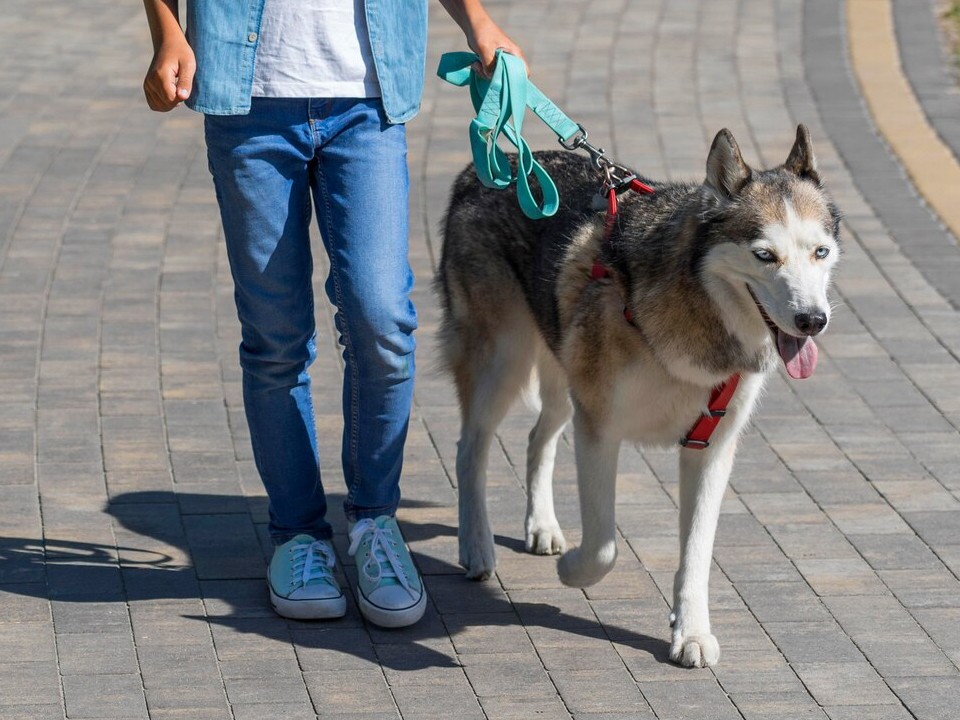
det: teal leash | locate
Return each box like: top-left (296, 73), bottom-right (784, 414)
top-left (437, 49), bottom-right (651, 220)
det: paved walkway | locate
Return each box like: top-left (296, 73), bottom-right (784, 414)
top-left (2, 1), bottom-right (960, 718)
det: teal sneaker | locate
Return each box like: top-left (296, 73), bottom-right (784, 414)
top-left (347, 516), bottom-right (426, 628)
top-left (268, 535), bottom-right (346, 620)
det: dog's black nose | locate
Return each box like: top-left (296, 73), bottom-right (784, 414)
top-left (794, 312), bottom-right (827, 336)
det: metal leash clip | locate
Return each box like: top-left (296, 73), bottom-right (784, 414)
top-left (559, 124), bottom-right (640, 195)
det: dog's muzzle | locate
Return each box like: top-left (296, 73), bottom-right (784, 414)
top-left (747, 286), bottom-right (821, 380)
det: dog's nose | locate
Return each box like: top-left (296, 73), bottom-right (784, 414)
top-left (794, 312), bottom-right (827, 336)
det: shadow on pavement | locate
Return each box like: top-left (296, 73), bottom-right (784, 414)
top-left (0, 491), bottom-right (671, 671)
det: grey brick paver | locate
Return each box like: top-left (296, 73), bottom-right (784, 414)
top-left (303, 668), bottom-right (395, 715)
top-left (0, 661), bottom-right (61, 708)
top-left (793, 662), bottom-right (899, 706)
top-left (62, 674), bottom-right (148, 719)
top-left (56, 631), bottom-right (139, 675)
top-left (884, 677), bottom-right (960, 720)
top-left (823, 707), bottom-right (914, 720)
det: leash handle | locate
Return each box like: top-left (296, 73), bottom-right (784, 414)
top-left (437, 50), bottom-right (581, 220)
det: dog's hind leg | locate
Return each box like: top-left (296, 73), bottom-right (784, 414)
top-left (454, 330), bottom-right (535, 581)
top-left (524, 352), bottom-right (571, 555)
top-left (557, 409), bottom-right (620, 588)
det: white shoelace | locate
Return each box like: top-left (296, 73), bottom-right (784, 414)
top-left (348, 519), bottom-right (414, 597)
top-left (290, 540), bottom-right (336, 588)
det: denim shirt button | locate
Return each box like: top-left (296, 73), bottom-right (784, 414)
top-left (247, 32), bottom-right (258, 43)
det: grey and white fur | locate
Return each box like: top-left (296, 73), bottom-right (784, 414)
top-left (436, 126), bottom-right (841, 667)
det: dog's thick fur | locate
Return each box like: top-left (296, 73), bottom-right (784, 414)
top-left (436, 126), bottom-right (841, 667)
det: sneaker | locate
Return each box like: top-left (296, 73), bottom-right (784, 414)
top-left (268, 535), bottom-right (346, 620)
top-left (347, 516), bottom-right (427, 628)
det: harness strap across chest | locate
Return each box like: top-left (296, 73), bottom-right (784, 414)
top-left (679, 373), bottom-right (741, 449)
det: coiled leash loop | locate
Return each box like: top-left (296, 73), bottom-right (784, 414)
top-left (437, 50), bottom-right (651, 219)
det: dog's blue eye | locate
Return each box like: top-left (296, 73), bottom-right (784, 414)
top-left (815, 246), bottom-right (830, 259)
top-left (753, 249), bottom-right (777, 263)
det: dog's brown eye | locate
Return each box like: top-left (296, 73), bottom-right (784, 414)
top-left (753, 249), bottom-right (777, 263)
top-left (815, 246), bottom-right (830, 260)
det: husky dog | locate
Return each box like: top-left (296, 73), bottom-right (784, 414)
top-left (436, 125), bottom-right (840, 667)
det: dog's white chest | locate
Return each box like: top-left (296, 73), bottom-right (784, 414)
top-left (610, 367), bottom-right (715, 447)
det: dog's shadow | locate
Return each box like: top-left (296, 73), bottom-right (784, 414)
top-left (1, 491), bottom-right (671, 671)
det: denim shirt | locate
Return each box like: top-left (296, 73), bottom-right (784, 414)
top-left (184, 0), bottom-right (428, 123)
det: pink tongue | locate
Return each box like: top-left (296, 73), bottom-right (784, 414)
top-left (777, 330), bottom-right (818, 379)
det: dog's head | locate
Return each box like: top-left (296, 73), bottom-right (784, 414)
top-left (698, 125), bottom-right (841, 379)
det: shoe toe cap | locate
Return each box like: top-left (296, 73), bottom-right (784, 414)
top-left (367, 584), bottom-right (422, 611)
top-left (285, 583), bottom-right (342, 602)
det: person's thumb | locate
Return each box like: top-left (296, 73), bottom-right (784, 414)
top-left (176, 55), bottom-right (196, 101)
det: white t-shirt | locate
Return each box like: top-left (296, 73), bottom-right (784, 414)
top-left (251, 0), bottom-right (381, 98)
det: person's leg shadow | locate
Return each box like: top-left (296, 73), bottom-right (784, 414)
top-left (1, 490), bottom-right (670, 671)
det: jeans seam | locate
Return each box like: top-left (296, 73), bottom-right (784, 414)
top-left (316, 163), bottom-right (363, 513)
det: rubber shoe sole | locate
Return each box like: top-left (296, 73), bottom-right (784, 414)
top-left (357, 587), bottom-right (427, 628)
top-left (270, 586), bottom-right (347, 620)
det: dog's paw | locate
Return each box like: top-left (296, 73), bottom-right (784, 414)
top-left (524, 519), bottom-right (566, 556)
top-left (669, 632), bottom-right (720, 668)
top-left (459, 524), bottom-right (496, 581)
top-left (556, 545), bottom-right (616, 588)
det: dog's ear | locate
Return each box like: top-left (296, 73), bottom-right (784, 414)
top-left (705, 129), bottom-right (751, 199)
top-left (784, 124), bottom-right (820, 183)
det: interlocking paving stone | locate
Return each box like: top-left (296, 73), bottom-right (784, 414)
top-left (848, 533), bottom-right (944, 570)
top-left (461, 653), bottom-right (558, 697)
top-left (137, 644), bottom-right (223, 688)
top-left (885, 676), bottom-right (960, 720)
top-left (143, 685), bottom-right (229, 712)
top-left (0, 623), bottom-right (56, 664)
top-left (0, 588), bottom-right (51, 623)
top-left (794, 557), bottom-right (889, 596)
top-left (0, 662), bottom-right (61, 707)
top-left (793, 662), bottom-right (899, 706)
top-left (730, 695), bottom-right (829, 720)
top-left (149, 710), bottom-right (233, 720)
top-left (303, 668), bottom-right (395, 715)
top-left (477, 695), bottom-right (571, 720)
top-left (56, 632), bottom-right (139, 675)
top-left (62, 674), bottom-right (149, 719)
top-left (733, 581), bottom-right (830, 622)
top-left (823, 706), bottom-right (914, 720)
top-left (763, 622), bottom-right (864, 664)
top-left (637, 678), bottom-right (740, 720)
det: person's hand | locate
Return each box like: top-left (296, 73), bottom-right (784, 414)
top-left (465, 15), bottom-right (527, 78)
top-left (143, 36), bottom-right (196, 112)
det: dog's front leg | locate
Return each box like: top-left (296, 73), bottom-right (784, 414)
top-left (557, 411), bottom-right (620, 587)
top-left (670, 439), bottom-right (736, 668)
top-left (456, 426), bottom-right (497, 581)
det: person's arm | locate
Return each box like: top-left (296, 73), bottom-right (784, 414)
top-left (438, 0), bottom-right (526, 76)
top-left (141, 0), bottom-right (196, 111)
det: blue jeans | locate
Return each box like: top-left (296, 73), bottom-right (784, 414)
top-left (204, 97), bottom-right (417, 543)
